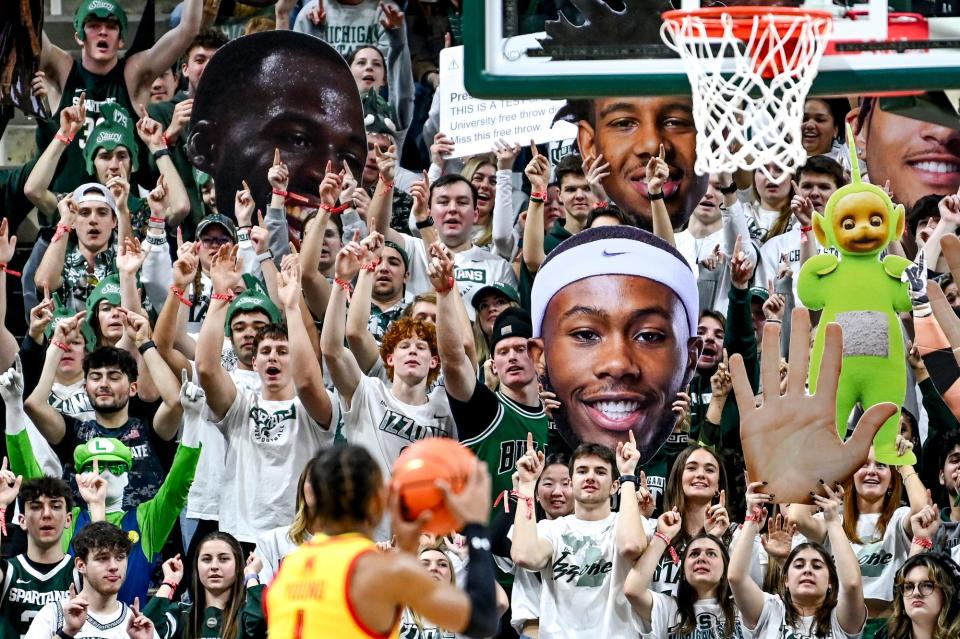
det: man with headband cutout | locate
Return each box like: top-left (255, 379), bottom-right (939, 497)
top-left (530, 226), bottom-right (702, 463)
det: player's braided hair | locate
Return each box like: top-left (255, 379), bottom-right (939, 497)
top-left (308, 445), bottom-right (384, 529)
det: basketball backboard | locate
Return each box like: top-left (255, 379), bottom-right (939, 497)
top-left (463, 0), bottom-right (960, 98)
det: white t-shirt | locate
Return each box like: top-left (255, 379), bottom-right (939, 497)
top-left (536, 512), bottom-right (635, 638)
top-left (342, 375), bottom-right (456, 541)
top-left (675, 227), bottom-right (726, 278)
top-left (498, 525), bottom-right (542, 634)
top-left (187, 366), bottom-right (261, 521)
top-left (26, 600), bottom-right (157, 639)
top-left (212, 387), bottom-right (337, 542)
top-left (49, 380), bottom-right (92, 421)
top-left (845, 507), bottom-right (911, 603)
top-left (743, 592), bottom-right (863, 639)
top-left (255, 524), bottom-right (312, 586)
top-left (401, 236), bottom-right (519, 321)
top-left (635, 591), bottom-right (741, 639)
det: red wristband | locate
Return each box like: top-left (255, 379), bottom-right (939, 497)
top-left (530, 190), bottom-right (548, 201)
top-left (360, 260), bottom-right (380, 272)
top-left (52, 222), bottom-right (72, 243)
top-left (0, 507), bottom-right (6, 536)
top-left (162, 133), bottom-right (172, 148)
top-left (321, 202), bottom-right (351, 214)
top-left (334, 278), bottom-right (353, 300)
top-left (149, 216), bottom-right (165, 224)
top-left (800, 225), bottom-right (813, 244)
top-left (170, 286), bottom-right (193, 307)
top-left (50, 339), bottom-right (71, 353)
top-left (272, 189), bottom-right (288, 198)
top-left (593, 200), bottom-right (609, 209)
top-left (380, 175), bottom-right (395, 189)
top-left (912, 536), bottom-right (933, 550)
top-left (0, 262), bottom-right (21, 277)
top-left (654, 531), bottom-right (681, 565)
top-left (210, 291), bottom-right (236, 302)
top-left (493, 490), bottom-right (535, 520)
top-left (55, 132), bottom-right (74, 145)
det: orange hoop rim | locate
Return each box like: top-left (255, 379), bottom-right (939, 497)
top-left (661, 6), bottom-right (833, 39)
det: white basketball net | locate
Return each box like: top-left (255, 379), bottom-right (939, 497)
top-left (660, 11), bottom-right (832, 181)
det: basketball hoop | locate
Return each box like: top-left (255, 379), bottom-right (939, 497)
top-left (660, 7), bottom-right (833, 181)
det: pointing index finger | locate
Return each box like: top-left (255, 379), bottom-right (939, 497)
top-left (274, 148), bottom-right (281, 166)
top-left (658, 144), bottom-right (665, 161)
top-left (526, 431), bottom-right (534, 454)
top-left (530, 139), bottom-right (539, 157)
top-left (93, 459), bottom-right (99, 475)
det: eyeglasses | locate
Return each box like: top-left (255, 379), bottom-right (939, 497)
top-left (200, 236), bottom-right (231, 248)
top-left (81, 461), bottom-right (128, 476)
top-left (897, 580), bottom-right (938, 597)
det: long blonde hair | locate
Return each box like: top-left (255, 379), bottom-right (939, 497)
top-left (461, 155), bottom-right (496, 248)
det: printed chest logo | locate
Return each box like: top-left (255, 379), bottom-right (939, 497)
top-left (553, 533), bottom-right (612, 587)
top-left (454, 268), bottom-right (486, 284)
top-left (250, 405), bottom-right (296, 443)
top-left (497, 439), bottom-right (535, 474)
top-left (377, 410), bottom-right (447, 442)
top-left (667, 611), bottom-right (741, 639)
top-left (857, 540), bottom-right (892, 578)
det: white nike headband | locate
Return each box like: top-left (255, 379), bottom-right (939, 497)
top-left (530, 236), bottom-right (699, 338)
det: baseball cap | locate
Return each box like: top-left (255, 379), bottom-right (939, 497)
top-left (472, 282), bottom-right (520, 311)
top-left (383, 240), bottom-right (410, 270)
top-left (74, 0), bottom-right (128, 41)
top-left (196, 214), bottom-right (238, 243)
top-left (72, 183), bottom-right (118, 215)
top-left (74, 437), bottom-right (133, 473)
top-left (489, 307), bottom-right (533, 353)
top-left (749, 286), bottom-right (770, 303)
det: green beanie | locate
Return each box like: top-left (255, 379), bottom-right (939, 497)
top-left (225, 279), bottom-right (282, 337)
top-left (84, 103), bottom-right (138, 176)
top-left (45, 293), bottom-right (97, 348)
top-left (361, 90), bottom-right (398, 137)
top-left (74, 0), bottom-right (128, 42)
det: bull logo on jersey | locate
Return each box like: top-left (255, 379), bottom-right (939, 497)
top-left (250, 405), bottom-right (296, 443)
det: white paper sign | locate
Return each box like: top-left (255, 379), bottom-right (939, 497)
top-left (439, 46), bottom-right (577, 159)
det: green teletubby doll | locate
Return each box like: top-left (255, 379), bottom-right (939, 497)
top-left (797, 125), bottom-right (916, 466)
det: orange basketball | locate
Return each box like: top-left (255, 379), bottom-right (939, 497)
top-left (391, 438), bottom-right (477, 536)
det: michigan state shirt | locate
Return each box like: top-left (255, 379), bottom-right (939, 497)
top-left (535, 512), bottom-right (635, 638)
top-left (744, 592), bottom-right (863, 639)
top-left (214, 387), bottom-right (338, 543)
top-left (634, 591), bottom-right (743, 639)
top-left (0, 555), bottom-right (78, 639)
top-left (25, 600), bottom-right (154, 639)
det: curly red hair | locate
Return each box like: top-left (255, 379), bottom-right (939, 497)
top-left (380, 317), bottom-right (440, 386)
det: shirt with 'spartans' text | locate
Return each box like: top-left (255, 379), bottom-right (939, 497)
top-left (743, 592), bottom-right (864, 639)
top-left (25, 600), bottom-right (155, 639)
top-left (535, 512), bottom-right (635, 638)
top-left (634, 592), bottom-right (744, 639)
top-left (0, 555), bottom-right (79, 639)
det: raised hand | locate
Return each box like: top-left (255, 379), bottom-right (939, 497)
top-left (62, 584), bottom-right (89, 636)
top-left (126, 597), bottom-right (155, 639)
top-left (210, 244), bottom-right (243, 295)
top-left (539, 383), bottom-right (560, 419)
top-left (105, 174), bottom-right (130, 210)
top-left (244, 552), bottom-right (264, 578)
top-left (358, 227), bottom-right (385, 265)
top-left (120, 309), bottom-right (152, 347)
top-left (268, 148), bottom-right (290, 193)
top-left (524, 140), bottom-right (549, 193)
top-left (52, 311), bottom-right (87, 346)
top-left (616, 430), bottom-right (641, 475)
top-left (645, 144), bottom-right (669, 195)
top-left (731, 309), bottom-right (897, 503)
top-left (743, 477), bottom-right (773, 522)
top-left (28, 293), bottom-right (56, 341)
top-left (117, 236), bottom-right (151, 275)
top-left (937, 186), bottom-right (960, 228)
top-left (709, 352), bottom-right (732, 398)
top-left (76, 459), bottom-right (107, 507)
top-left (672, 391), bottom-right (691, 424)
top-left (516, 432), bottom-right (545, 487)
top-left (59, 91), bottom-right (86, 140)
top-left (705, 490), bottom-right (730, 537)
top-left (430, 132), bottom-right (455, 167)
top-left (636, 471), bottom-right (655, 518)
top-left (172, 249), bottom-right (200, 290)
top-left (0, 457), bottom-right (23, 507)
top-left (276, 253), bottom-right (304, 310)
top-left (147, 175), bottom-right (168, 218)
top-left (493, 138), bottom-right (522, 171)
top-left (136, 104), bottom-right (165, 151)
top-left (790, 180), bottom-right (814, 224)
top-left (762, 279), bottom-right (786, 321)
top-left (811, 481), bottom-right (844, 522)
top-left (308, 0), bottom-right (326, 25)
top-left (375, 144), bottom-right (398, 183)
top-left (379, 0), bottom-right (404, 29)
top-left (656, 508), bottom-right (682, 542)
top-left (164, 98), bottom-right (193, 143)
top-left (729, 235), bottom-right (754, 289)
top-left (582, 152), bottom-right (611, 201)
top-left (699, 244), bottom-right (724, 272)
top-left (162, 553), bottom-right (184, 585)
top-left (235, 181), bottom-right (255, 227)
top-left (761, 513), bottom-right (797, 563)
top-left (426, 241), bottom-right (455, 293)
top-left (57, 195), bottom-right (79, 229)
top-left (319, 160), bottom-right (344, 207)
top-left (341, 164), bottom-right (359, 204)
top-left (179, 369), bottom-right (206, 418)
top-left (0, 218), bottom-right (17, 265)
top-left (334, 234), bottom-right (364, 282)
top-left (911, 494), bottom-right (940, 541)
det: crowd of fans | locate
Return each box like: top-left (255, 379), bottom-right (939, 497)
top-left (1, 0), bottom-right (960, 637)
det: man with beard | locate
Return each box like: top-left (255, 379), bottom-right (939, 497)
top-left (366, 241), bottom-right (412, 342)
top-left (529, 226), bottom-right (701, 459)
top-left (188, 31), bottom-right (368, 215)
top-left (437, 249), bottom-right (550, 502)
top-left (511, 437), bottom-right (648, 637)
top-left (559, 97), bottom-right (708, 231)
top-left (22, 313), bottom-right (183, 510)
top-left (26, 521), bottom-right (157, 638)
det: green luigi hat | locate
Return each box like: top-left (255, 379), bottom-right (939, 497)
top-left (45, 292), bottom-right (97, 348)
top-left (471, 282), bottom-right (520, 311)
top-left (361, 90), bottom-right (398, 137)
top-left (83, 103), bottom-right (138, 176)
top-left (74, 437), bottom-right (133, 474)
top-left (74, 0), bottom-right (128, 42)
top-left (225, 276), bottom-right (282, 337)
